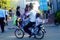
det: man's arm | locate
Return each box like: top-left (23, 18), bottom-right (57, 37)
top-left (25, 12), bottom-right (31, 18)
top-left (3, 10), bottom-right (6, 23)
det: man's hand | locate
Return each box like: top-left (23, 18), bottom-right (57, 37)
top-left (4, 20), bottom-right (6, 23)
top-left (25, 15), bottom-right (29, 19)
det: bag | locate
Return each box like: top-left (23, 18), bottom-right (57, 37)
top-left (13, 15), bottom-right (17, 25)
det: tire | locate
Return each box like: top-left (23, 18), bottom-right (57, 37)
top-left (14, 29), bottom-right (24, 39)
top-left (35, 30), bottom-right (44, 39)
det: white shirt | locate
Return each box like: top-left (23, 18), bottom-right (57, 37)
top-left (4, 10), bottom-right (8, 15)
top-left (26, 10), bottom-right (36, 22)
top-left (36, 17), bottom-right (43, 26)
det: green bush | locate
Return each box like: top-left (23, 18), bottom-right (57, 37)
top-left (55, 10), bottom-right (60, 23)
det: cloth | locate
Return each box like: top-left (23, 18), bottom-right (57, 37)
top-left (4, 10), bottom-right (8, 21)
top-left (36, 17), bottom-right (43, 26)
top-left (16, 11), bottom-right (21, 17)
top-left (0, 9), bottom-right (5, 17)
top-left (26, 10), bottom-right (36, 22)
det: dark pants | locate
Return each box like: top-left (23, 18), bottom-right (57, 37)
top-left (6, 15), bottom-right (8, 21)
top-left (5, 15), bottom-right (8, 25)
top-left (9, 13), bottom-right (12, 17)
top-left (0, 17), bottom-right (5, 32)
top-left (24, 22), bottom-right (35, 35)
top-left (37, 24), bottom-right (42, 33)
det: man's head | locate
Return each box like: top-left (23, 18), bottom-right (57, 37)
top-left (28, 3), bottom-right (33, 11)
top-left (26, 4), bottom-right (29, 8)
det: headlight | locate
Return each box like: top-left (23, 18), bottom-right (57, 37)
top-left (42, 27), bottom-right (45, 29)
top-left (40, 25), bottom-right (45, 29)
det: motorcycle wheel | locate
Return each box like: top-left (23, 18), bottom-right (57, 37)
top-left (14, 29), bottom-right (24, 39)
top-left (35, 30), bottom-right (44, 39)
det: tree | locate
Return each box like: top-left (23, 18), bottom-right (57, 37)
top-left (0, 0), bottom-right (10, 10)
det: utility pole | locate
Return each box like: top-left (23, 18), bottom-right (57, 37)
top-left (31, 0), bottom-right (32, 1)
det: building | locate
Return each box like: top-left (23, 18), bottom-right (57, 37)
top-left (48, 0), bottom-right (60, 13)
top-left (26, 0), bottom-right (60, 13)
top-left (57, 0), bottom-right (60, 10)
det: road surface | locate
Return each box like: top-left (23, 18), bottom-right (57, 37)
top-left (0, 19), bottom-right (60, 40)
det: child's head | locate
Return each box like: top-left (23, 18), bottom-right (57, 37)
top-left (16, 6), bottom-right (20, 11)
top-left (36, 13), bottom-right (40, 18)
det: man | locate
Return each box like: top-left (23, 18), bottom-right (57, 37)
top-left (9, 9), bottom-right (12, 19)
top-left (23, 3), bottom-right (36, 37)
top-left (0, 6), bottom-right (5, 33)
top-left (4, 7), bottom-right (8, 25)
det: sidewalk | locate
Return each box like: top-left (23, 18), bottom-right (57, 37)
top-left (44, 14), bottom-right (56, 27)
top-left (44, 24), bottom-right (55, 27)
top-left (48, 14), bottom-right (55, 24)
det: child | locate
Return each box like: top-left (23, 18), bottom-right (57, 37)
top-left (36, 13), bottom-right (43, 33)
top-left (16, 6), bottom-right (22, 28)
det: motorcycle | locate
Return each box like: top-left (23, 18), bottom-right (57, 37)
top-left (14, 18), bottom-right (46, 39)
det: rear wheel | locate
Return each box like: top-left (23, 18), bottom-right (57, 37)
top-left (14, 29), bottom-right (24, 39)
top-left (35, 30), bottom-right (44, 39)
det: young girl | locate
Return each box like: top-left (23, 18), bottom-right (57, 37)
top-left (16, 6), bottom-right (22, 28)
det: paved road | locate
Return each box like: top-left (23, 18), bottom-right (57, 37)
top-left (0, 19), bottom-right (60, 40)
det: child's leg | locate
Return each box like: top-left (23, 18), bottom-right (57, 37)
top-left (37, 24), bottom-right (41, 33)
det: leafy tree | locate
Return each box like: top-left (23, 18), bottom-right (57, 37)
top-left (0, 0), bottom-right (10, 10)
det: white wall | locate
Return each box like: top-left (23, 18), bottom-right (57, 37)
top-left (20, 0), bottom-right (26, 15)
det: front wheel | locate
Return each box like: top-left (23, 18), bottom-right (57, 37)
top-left (35, 30), bottom-right (44, 39)
top-left (14, 29), bottom-right (24, 39)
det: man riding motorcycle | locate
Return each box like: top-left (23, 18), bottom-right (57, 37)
top-left (23, 3), bottom-right (37, 37)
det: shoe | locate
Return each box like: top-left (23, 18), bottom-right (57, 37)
top-left (5, 23), bottom-right (8, 26)
top-left (34, 35), bottom-right (36, 38)
top-left (29, 35), bottom-right (33, 38)
top-left (6, 23), bottom-right (8, 25)
top-left (1, 31), bottom-right (4, 33)
top-left (29, 35), bottom-right (36, 38)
